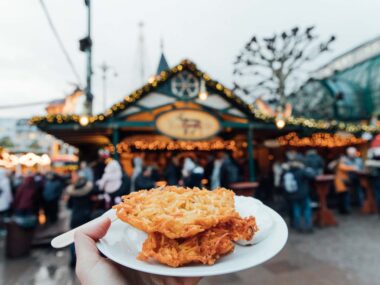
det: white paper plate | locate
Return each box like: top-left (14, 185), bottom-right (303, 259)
top-left (96, 196), bottom-right (288, 277)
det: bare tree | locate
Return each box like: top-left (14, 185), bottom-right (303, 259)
top-left (233, 26), bottom-right (335, 107)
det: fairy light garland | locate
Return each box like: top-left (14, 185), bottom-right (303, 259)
top-left (112, 139), bottom-right (240, 153)
top-left (277, 132), bottom-right (366, 148)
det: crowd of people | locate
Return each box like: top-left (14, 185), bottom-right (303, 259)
top-left (0, 150), bottom-right (241, 264)
top-left (272, 146), bottom-right (380, 234)
top-left (2, 146), bottom-right (380, 262)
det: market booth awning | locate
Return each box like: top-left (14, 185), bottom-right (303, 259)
top-left (30, 59), bottom-right (380, 180)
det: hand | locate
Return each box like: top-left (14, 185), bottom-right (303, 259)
top-left (74, 217), bottom-right (201, 285)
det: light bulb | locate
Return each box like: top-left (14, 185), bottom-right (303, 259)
top-left (198, 78), bottom-right (208, 101)
top-left (199, 92), bottom-right (208, 101)
top-left (79, 115), bottom-right (89, 126)
top-left (275, 115), bottom-right (286, 129)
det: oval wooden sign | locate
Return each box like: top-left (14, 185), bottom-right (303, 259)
top-left (155, 109), bottom-right (220, 140)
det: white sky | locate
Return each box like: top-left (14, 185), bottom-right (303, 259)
top-left (0, 0), bottom-right (379, 118)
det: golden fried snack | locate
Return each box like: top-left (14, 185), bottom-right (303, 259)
top-left (138, 217), bottom-right (257, 267)
top-left (114, 186), bottom-right (239, 239)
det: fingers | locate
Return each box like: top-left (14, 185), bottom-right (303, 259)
top-left (78, 216), bottom-right (112, 241)
top-left (74, 217), bottom-right (111, 276)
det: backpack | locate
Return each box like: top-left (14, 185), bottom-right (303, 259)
top-left (283, 171), bottom-right (298, 193)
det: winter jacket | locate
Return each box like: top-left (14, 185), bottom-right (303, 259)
top-left (165, 162), bottom-right (180, 186)
top-left (13, 176), bottom-right (39, 214)
top-left (334, 157), bottom-right (357, 193)
top-left (0, 170), bottom-right (12, 212)
top-left (97, 160), bottom-right (123, 194)
top-left (67, 179), bottom-right (93, 228)
top-left (43, 178), bottom-right (64, 202)
top-left (220, 158), bottom-right (239, 188)
top-left (304, 153), bottom-right (325, 174)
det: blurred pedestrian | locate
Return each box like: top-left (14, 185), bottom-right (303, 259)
top-left (365, 147), bottom-right (380, 216)
top-left (80, 161), bottom-right (94, 183)
top-left (12, 174), bottom-right (39, 227)
top-left (0, 169), bottom-right (12, 234)
top-left (135, 166), bottom-right (156, 191)
top-left (348, 147), bottom-right (365, 206)
top-left (96, 154), bottom-right (123, 207)
top-left (34, 171), bottom-right (45, 215)
top-left (304, 149), bottom-right (325, 175)
top-left (282, 158), bottom-right (316, 233)
top-left (220, 153), bottom-right (239, 188)
top-left (165, 156), bottom-right (181, 186)
top-left (93, 150), bottom-right (107, 182)
top-left (130, 157), bottom-right (143, 192)
top-left (182, 157), bottom-right (204, 188)
top-left (210, 156), bottom-right (223, 190)
top-left (42, 172), bottom-right (64, 224)
top-left (66, 171), bottom-right (93, 267)
top-left (334, 148), bottom-right (360, 214)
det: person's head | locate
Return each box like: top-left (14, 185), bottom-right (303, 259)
top-left (171, 156), bottom-right (179, 166)
top-left (80, 161), bottom-right (88, 169)
top-left (142, 166), bottom-right (153, 177)
top-left (285, 150), bottom-right (298, 161)
top-left (347, 147), bottom-right (358, 158)
top-left (98, 149), bottom-right (111, 161)
top-left (46, 171), bottom-right (55, 180)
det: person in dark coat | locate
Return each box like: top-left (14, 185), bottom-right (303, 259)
top-left (42, 172), bottom-right (64, 224)
top-left (282, 159), bottom-right (316, 232)
top-left (304, 149), bottom-right (325, 175)
top-left (13, 175), bottom-right (39, 217)
top-left (66, 172), bottom-right (93, 267)
top-left (220, 154), bottom-right (239, 188)
top-left (165, 156), bottom-right (181, 186)
top-left (135, 166), bottom-right (156, 191)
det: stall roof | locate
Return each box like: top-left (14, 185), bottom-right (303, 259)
top-left (30, 59), bottom-right (380, 136)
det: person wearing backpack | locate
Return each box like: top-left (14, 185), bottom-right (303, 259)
top-left (282, 158), bottom-right (316, 233)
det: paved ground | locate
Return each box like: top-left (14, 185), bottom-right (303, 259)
top-left (1, 211), bottom-right (379, 285)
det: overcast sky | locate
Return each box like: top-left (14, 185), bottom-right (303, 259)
top-left (0, 0), bottom-right (379, 118)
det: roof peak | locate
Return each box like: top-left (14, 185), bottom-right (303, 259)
top-left (156, 53), bottom-right (169, 75)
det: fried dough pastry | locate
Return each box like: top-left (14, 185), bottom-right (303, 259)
top-left (114, 186), bottom-right (239, 239)
top-left (138, 217), bottom-right (257, 267)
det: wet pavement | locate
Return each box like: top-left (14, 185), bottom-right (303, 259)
top-left (1, 211), bottom-right (379, 285)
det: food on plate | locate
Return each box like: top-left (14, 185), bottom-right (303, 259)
top-left (114, 186), bottom-right (239, 239)
top-left (114, 186), bottom-right (257, 267)
top-left (138, 216), bottom-right (257, 267)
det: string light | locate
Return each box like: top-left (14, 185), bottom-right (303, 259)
top-left (0, 151), bottom-right (51, 168)
top-left (111, 138), bottom-right (240, 153)
top-left (275, 114), bottom-right (286, 129)
top-left (198, 78), bottom-right (208, 101)
top-left (277, 132), bottom-right (366, 148)
top-left (79, 115), bottom-right (89, 126)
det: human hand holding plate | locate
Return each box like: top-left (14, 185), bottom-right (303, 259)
top-left (74, 217), bottom-right (201, 285)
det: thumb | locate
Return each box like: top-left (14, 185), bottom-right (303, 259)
top-left (74, 217), bottom-right (111, 268)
